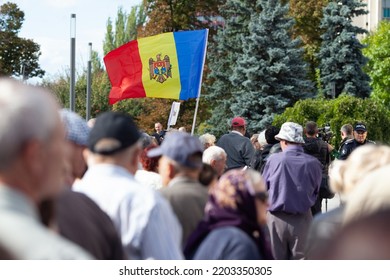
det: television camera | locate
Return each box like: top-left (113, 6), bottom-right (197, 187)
top-left (318, 123), bottom-right (334, 143)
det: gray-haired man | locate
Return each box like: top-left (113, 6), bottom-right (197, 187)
top-left (0, 78), bottom-right (91, 259)
top-left (202, 145), bottom-right (227, 177)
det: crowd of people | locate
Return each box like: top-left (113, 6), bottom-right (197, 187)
top-left (0, 78), bottom-right (387, 260)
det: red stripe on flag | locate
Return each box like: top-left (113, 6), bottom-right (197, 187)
top-left (103, 40), bottom-right (146, 104)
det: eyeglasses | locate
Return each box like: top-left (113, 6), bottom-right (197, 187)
top-left (254, 191), bottom-right (269, 203)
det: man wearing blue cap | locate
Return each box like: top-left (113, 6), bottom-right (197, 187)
top-left (148, 132), bottom-right (208, 248)
top-left (339, 122), bottom-right (375, 160)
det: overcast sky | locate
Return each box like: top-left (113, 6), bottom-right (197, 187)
top-left (7, 0), bottom-right (141, 82)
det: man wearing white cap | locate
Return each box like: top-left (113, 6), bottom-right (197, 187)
top-left (262, 122), bottom-right (322, 260)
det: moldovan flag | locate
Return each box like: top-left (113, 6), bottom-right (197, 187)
top-left (104, 29), bottom-right (208, 105)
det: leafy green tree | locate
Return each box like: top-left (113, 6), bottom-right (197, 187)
top-left (0, 2), bottom-right (44, 78)
top-left (318, 0), bottom-right (370, 98)
top-left (288, 0), bottom-right (330, 81)
top-left (141, 0), bottom-right (223, 36)
top-left (43, 50), bottom-right (112, 119)
top-left (230, 0), bottom-right (314, 133)
top-left (362, 20), bottom-right (390, 107)
top-left (127, 4), bottom-right (146, 40)
top-left (204, 0), bottom-right (257, 138)
top-left (273, 95), bottom-right (390, 147)
top-left (103, 5), bottom-right (146, 55)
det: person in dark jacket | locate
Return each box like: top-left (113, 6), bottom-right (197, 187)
top-left (217, 117), bottom-right (254, 171)
top-left (340, 124), bottom-right (353, 146)
top-left (250, 126), bottom-right (280, 173)
top-left (339, 122), bottom-right (375, 160)
top-left (303, 121), bottom-right (334, 216)
top-left (152, 122), bottom-right (167, 145)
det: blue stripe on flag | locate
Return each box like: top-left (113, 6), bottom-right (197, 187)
top-left (174, 30), bottom-right (208, 100)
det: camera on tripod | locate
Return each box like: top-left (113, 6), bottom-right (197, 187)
top-left (317, 123), bottom-right (333, 143)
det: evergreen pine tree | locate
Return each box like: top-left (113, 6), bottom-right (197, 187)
top-left (205, 0), bottom-right (256, 138)
top-left (318, 0), bottom-right (370, 98)
top-left (230, 0), bottom-right (314, 132)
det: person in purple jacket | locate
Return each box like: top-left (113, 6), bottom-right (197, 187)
top-left (262, 122), bottom-right (322, 260)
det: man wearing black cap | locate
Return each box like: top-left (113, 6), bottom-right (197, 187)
top-left (73, 112), bottom-right (183, 260)
top-left (148, 132), bottom-right (208, 248)
top-left (339, 122), bottom-right (375, 160)
top-left (217, 116), bottom-right (255, 171)
top-left (53, 109), bottom-right (125, 260)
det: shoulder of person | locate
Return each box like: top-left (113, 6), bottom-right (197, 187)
top-left (367, 139), bottom-right (376, 144)
top-left (219, 132), bottom-right (230, 139)
top-left (211, 227), bottom-right (258, 249)
top-left (265, 150), bottom-right (282, 162)
top-left (343, 138), bottom-right (354, 146)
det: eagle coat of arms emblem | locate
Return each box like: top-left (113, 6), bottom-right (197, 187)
top-left (149, 54), bottom-right (172, 83)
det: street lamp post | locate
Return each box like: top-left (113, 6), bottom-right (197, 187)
top-left (70, 14), bottom-right (76, 112)
top-left (86, 42), bottom-right (92, 121)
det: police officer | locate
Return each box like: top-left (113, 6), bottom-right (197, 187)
top-left (339, 122), bottom-right (375, 160)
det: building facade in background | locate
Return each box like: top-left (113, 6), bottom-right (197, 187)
top-left (353, 0), bottom-right (390, 32)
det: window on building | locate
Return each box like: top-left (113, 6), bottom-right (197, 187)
top-left (384, 0), bottom-right (390, 18)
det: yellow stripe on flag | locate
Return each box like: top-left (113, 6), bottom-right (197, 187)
top-left (138, 33), bottom-right (181, 99)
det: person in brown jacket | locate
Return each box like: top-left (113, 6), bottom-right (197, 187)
top-left (149, 132), bottom-right (208, 248)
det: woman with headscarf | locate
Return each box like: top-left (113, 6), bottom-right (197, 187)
top-left (184, 169), bottom-right (273, 260)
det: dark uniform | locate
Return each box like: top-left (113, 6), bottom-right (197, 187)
top-left (152, 130), bottom-right (166, 145)
top-left (339, 138), bottom-right (376, 160)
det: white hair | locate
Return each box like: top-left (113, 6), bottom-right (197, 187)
top-left (344, 165), bottom-right (390, 225)
top-left (0, 78), bottom-right (58, 170)
top-left (199, 133), bottom-right (216, 148)
top-left (202, 146), bottom-right (227, 164)
top-left (329, 145), bottom-right (390, 195)
top-left (258, 130), bottom-right (267, 146)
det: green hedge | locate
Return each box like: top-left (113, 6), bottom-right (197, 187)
top-left (273, 95), bottom-right (390, 149)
